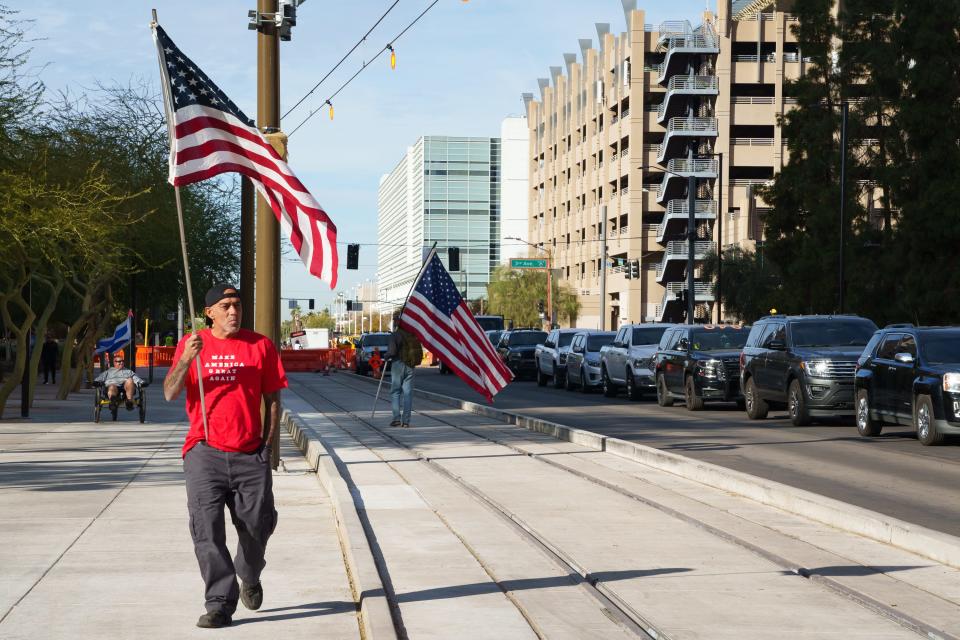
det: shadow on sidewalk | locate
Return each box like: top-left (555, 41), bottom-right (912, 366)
top-left (234, 600), bottom-right (358, 624)
top-left (394, 568), bottom-right (693, 603)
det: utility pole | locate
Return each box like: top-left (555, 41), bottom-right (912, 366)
top-left (838, 101), bottom-right (848, 315)
top-left (546, 248), bottom-right (553, 330)
top-left (240, 178), bottom-right (255, 330)
top-left (715, 152), bottom-right (723, 324)
top-left (254, 0), bottom-right (281, 468)
top-left (599, 205), bottom-right (608, 330)
top-left (687, 171), bottom-right (696, 324)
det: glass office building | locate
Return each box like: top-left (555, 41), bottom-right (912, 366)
top-left (377, 136), bottom-right (502, 310)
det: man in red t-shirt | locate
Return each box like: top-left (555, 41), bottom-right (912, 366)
top-left (164, 284), bottom-right (287, 629)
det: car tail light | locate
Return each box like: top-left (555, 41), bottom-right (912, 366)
top-left (739, 352), bottom-right (745, 368)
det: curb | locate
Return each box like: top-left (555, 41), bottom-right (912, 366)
top-left (348, 372), bottom-right (960, 572)
top-left (281, 406), bottom-right (398, 640)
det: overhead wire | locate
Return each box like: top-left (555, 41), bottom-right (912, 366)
top-left (288, 0), bottom-right (441, 137)
top-left (281, 0), bottom-right (402, 121)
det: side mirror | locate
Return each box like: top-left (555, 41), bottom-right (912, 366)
top-left (894, 352), bottom-right (915, 365)
top-left (768, 340), bottom-right (786, 350)
top-left (678, 338), bottom-right (690, 350)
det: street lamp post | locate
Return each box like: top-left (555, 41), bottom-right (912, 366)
top-left (838, 101), bottom-right (848, 314)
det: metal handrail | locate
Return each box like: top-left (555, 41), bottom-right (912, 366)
top-left (656, 202), bottom-right (717, 241)
top-left (666, 117), bottom-right (718, 132)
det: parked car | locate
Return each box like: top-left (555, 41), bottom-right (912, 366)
top-left (599, 323), bottom-right (674, 399)
top-left (496, 329), bottom-right (547, 379)
top-left (565, 331), bottom-right (616, 392)
top-left (654, 325), bottom-right (751, 410)
top-left (855, 325), bottom-right (960, 445)
top-left (485, 329), bottom-right (503, 345)
top-left (535, 328), bottom-right (580, 388)
top-left (740, 315), bottom-right (878, 425)
top-left (355, 332), bottom-right (391, 376)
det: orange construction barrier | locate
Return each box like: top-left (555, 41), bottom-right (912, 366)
top-left (136, 346), bottom-right (176, 367)
top-left (280, 348), bottom-right (339, 373)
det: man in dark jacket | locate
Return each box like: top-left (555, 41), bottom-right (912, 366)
top-left (40, 334), bottom-right (58, 384)
top-left (386, 313), bottom-right (422, 428)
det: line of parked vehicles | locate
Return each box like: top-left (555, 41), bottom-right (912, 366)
top-left (483, 315), bottom-right (960, 446)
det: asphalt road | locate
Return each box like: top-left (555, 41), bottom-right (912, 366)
top-left (398, 366), bottom-right (960, 538)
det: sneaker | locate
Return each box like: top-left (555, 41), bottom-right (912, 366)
top-left (389, 420), bottom-right (401, 427)
top-left (196, 610), bottom-right (232, 628)
top-left (401, 423), bottom-right (410, 428)
top-left (240, 580), bottom-right (263, 610)
top-left (125, 400), bottom-right (134, 410)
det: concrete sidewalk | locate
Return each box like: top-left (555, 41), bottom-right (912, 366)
top-left (0, 382), bottom-right (359, 639)
top-left (285, 372), bottom-right (960, 640)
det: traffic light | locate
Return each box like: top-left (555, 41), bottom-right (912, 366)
top-left (448, 247), bottom-right (460, 271)
top-left (624, 260), bottom-right (632, 280)
top-left (308, 299), bottom-right (315, 310)
top-left (629, 259), bottom-right (640, 279)
top-left (346, 300), bottom-right (354, 311)
top-left (347, 244), bottom-right (359, 270)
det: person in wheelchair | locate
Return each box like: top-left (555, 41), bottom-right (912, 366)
top-left (95, 351), bottom-right (145, 410)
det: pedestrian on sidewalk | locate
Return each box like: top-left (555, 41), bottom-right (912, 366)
top-left (163, 284), bottom-right (288, 629)
top-left (40, 333), bottom-right (58, 384)
top-left (386, 312), bottom-right (422, 428)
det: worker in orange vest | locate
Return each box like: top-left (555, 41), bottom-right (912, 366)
top-left (369, 347), bottom-right (384, 379)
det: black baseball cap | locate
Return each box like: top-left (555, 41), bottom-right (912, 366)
top-left (204, 284), bottom-right (241, 308)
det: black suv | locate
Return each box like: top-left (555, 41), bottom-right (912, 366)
top-left (654, 325), bottom-right (751, 410)
top-left (740, 315), bottom-right (878, 425)
top-left (855, 325), bottom-right (960, 445)
top-left (496, 329), bottom-right (547, 379)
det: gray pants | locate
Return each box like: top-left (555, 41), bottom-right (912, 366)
top-left (183, 442), bottom-right (277, 614)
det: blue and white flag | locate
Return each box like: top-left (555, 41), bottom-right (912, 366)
top-left (95, 315), bottom-right (132, 355)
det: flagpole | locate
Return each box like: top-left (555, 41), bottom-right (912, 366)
top-left (371, 241), bottom-right (437, 418)
top-left (152, 9), bottom-right (210, 442)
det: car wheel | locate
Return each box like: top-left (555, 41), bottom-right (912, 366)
top-left (915, 395), bottom-right (944, 445)
top-left (744, 377), bottom-right (768, 419)
top-left (855, 389), bottom-right (882, 437)
top-left (536, 366), bottom-right (546, 387)
top-left (685, 376), bottom-right (704, 411)
top-left (553, 363), bottom-right (565, 389)
top-left (625, 369), bottom-right (639, 401)
top-left (579, 367), bottom-right (591, 393)
top-left (788, 379), bottom-right (811, 426)
top-left (656, 373), bottom-right (674, 407)
top-left (601, 367), bottom-right (616, 397)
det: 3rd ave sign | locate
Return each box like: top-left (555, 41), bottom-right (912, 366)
top-left (510, 258), bottom-right (548, 269)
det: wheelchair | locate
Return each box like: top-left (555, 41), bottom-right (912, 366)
top-left (93, 379), bottom-right (148, 423)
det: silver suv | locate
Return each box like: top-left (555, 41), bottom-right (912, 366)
top-left (599, 323), bottom-right (675, 400)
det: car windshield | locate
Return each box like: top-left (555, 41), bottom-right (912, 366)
top-left (632, 327), bottom-right (668, 345)
top-left (791, 320), bottom-right (877, 347)
top-left (558, 333), bottom-right (576, 348)
top-left (487, 331), bottom-right (502, 344)
top-left (362, 335), bottom-right (389, 348)
top-left (587, 334), bottom-right (616, 351)
top-left (920, 331), bottom-right (960, 364)
top-left (509, 332), bottom-right (547, 346)
top-left (690, 328), bottom-right (750, 351)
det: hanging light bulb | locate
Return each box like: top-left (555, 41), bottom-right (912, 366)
top-left (326, 100), bottom-right (334, 121)
top-left (388, 45), bottom-right (396, 70)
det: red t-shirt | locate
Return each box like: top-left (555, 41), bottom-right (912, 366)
top-left (173, 328), bottom-right (288, 456)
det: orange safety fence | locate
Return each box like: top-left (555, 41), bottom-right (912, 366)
top-left (135, 346), bottom-right (176, 368)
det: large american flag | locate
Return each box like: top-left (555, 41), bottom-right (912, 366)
top-left (152, 24), bottom-right (338, 288)
top-left (399, 252), bottom-right (513, 402)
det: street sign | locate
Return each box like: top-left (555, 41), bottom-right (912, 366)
top-left (510, 258), bottom-right (548, 269)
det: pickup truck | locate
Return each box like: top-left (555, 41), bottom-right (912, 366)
top-left (535, 328), bottom-right (580, 388)
top-left (599, 323), bottom-right (674, 400)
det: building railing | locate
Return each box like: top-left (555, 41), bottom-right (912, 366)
top-left (666, 117), bottom-right (718, 133)
top-left (730, 178), bottom-right (773, 187)
top-left (656, 200), bottom-right (717, 242)
top-left (732, 96), bottom-right (774, 104)
top-left (734, 54), bottom-right (776, 62)
top-left (658, 76), bottom-right (720, 120)
top-left (731, 137), bottom-right (774, 145)
top-left (660, 281), bottom-right (714, 318)
top-left (656, 240), bottom-right (713, 280)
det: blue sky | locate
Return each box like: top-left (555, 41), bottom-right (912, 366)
top-left (28, 0), bottom-right (711, 316)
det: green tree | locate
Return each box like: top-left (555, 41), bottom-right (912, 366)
top-left (702, 248), bottom-right (784, 322)
top-left (486, 266), bottom-right (580, 328)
